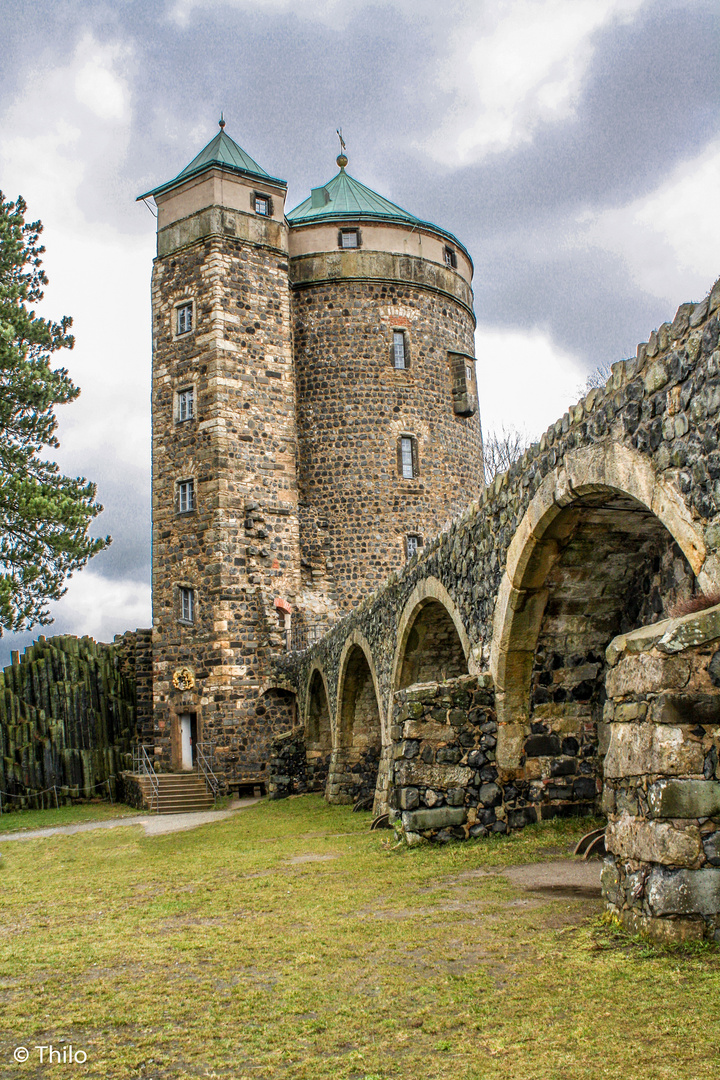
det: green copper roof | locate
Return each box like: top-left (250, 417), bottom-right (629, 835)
top-left (287, 168), bottom-right (419, 224)
top-left (286, 164), bottom-right (469, 261)
top-left (138, 125), bottom-right (285, 201)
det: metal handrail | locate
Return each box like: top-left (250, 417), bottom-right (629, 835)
top-left (196, 741), bottom-right (220, 802)
top-left (132, 743), bottom-right (159, 813)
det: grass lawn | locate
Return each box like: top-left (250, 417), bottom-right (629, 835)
top-left (0, 802), bottom-right (144, 834)
top-left (0, 796), bottom-right (717, 1080)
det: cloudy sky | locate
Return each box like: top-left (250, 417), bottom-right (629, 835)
top-left (0, 0), bottom-right (718, 664)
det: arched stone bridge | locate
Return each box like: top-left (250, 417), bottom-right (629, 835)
top-left (271, 279), bottom-right (720, 941)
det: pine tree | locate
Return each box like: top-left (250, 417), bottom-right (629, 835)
top-left (0, 192), bottom-right (109, 633)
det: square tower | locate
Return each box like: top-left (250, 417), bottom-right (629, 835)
top-left (140, 124), bottom-right (301, 786)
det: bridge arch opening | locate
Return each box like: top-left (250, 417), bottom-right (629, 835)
top-left (328, 643), bottom-right (382, 808)
top-left (494, 487), bottom-right (699, 818)
top-left (396, 600), bottom-right (468, 690)
top-left (305, 668), bottom-right (332, 793)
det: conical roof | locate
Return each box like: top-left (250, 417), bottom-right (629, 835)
top-left (287, 168), bottom-right (419, 225)
top-left (286, 163), bottom-right (468, 259)
top-left (138, 125), bottom-right (285, 201)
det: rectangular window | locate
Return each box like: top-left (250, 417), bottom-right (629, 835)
top-left (255, 195), bottom-right (270, 216)
top-left (393, 331), bottom-right (407, 369)
top-left (177, 303), bottom-right (193, 335)
top-left (178, 480), bottom-right (195, 513)
top-left (177, 387), bottom-right (194, 422)
top-left (466, 364), bottom-right (474, 383)
top-left (341, 230), bottom-right (358, 248)
top-left (179, 586), bottom-right (194, 623)
top-left (406, 534), bottom-right (421, 558)
top-left (401, 437), bottom-right (414, 479)
top-left (444, 246), bottom-right (457, 269)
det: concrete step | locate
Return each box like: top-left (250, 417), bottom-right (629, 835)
top-left (133, 771), bottom-right (215, 813)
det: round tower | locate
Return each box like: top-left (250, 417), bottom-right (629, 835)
top-left (287, 152), bottom-right (483, 623)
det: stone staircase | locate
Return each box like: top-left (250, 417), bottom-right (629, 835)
top-left (136, 771), bottom-right (215, 814)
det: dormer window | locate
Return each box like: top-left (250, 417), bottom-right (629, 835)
top-left (254, 194), bottom-right (270, 216)
top-left (444, 246), bottom-right (457, 269)
top-left (339, 229), bottom-right (359, 249)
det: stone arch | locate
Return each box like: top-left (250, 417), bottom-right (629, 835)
top-left (392, 577), bottom-right (471, 692)
top-left (327, 632), bottom-right (383, 807)
top-left (256, 687), bottom-right (297, 787)
top-left (304, 666), bottom-right (332, 793)
top-left (490, 443), bottom-right (710, 792)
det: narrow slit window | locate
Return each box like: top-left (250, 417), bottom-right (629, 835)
top-left (393, 331), bottom-right (406, 370)
top-left (401, 437), bottom-right (414, 479)
top-left (177, 387), bottom-right (194, 422)
top-left (179, 587), bottom-right (194, 623)
top-left (178, 480), bottom-right (195, 513)
top-left (177, 303), bottom-right (193, 335)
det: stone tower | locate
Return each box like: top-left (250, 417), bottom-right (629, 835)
top-left (287, 150), bottom-right (483, 627)
top-left (140, 123), bottom-right (301, 785)
top-left (141, 127), bottom-right (483, 789)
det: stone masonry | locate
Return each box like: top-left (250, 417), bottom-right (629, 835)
top-left (601, 604), bottom-right (720, 942)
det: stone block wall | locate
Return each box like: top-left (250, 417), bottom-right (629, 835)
top-left (601, 604), bottom-right (720, 941)
top-left (388, 674), bottom-right (599, 843)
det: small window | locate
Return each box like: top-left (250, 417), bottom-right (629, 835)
top-left (177, 303), bottom-right (193, 335)
top-left (406, 534), bottom-right (422, 558)
top-left (444, 246), bottom-right (457, 269)
top-left (177, 387), bottom-right (194, 422)
top-left (179, 586), bottom-right (194, 624)
top-left (255, 195), bottom-right (270, 216)
top-left (466, 364), bottom-right (474, 383)
top-left (400, 436), bottom-right (415, 480)
top-left (393, 331), bottom-right (407, 370)
top-left (178, 480), bottom-right (196, 513)
top-left (339, 229), bottom-right (359, 249)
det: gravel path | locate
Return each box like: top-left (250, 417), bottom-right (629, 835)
top-left (0, 798), bottom-right (260, 843)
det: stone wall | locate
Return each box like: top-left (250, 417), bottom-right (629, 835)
top-left (0, 633), bottom-right (145, 808)
top-left (389, 674), bottom-right (597, 844)
top-left (601, 604), bottom-right (720, 942)
top-left (277, 279), bottom-right (720, 822)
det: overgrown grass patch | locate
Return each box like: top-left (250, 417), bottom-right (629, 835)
top-left (0, 796), bottom-right (718, 1079)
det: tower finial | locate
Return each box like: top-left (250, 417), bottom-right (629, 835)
top-left (219, 112), bottom-right (226, 130)
top-left (336, 128), bottom-right (348, 169)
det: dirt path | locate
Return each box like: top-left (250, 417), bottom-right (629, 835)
top-left (0, 798), bottom-right (260, 843)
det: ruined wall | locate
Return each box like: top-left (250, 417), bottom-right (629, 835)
top-left (291, 255), bottom-right (483, 618)
top-left (601, 605), bottom-right (720, 942)
top-left (0, 632), bottom-right (148, 808)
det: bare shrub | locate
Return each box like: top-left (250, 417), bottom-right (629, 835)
top-left (483, 426), bottom-right (529, 485)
